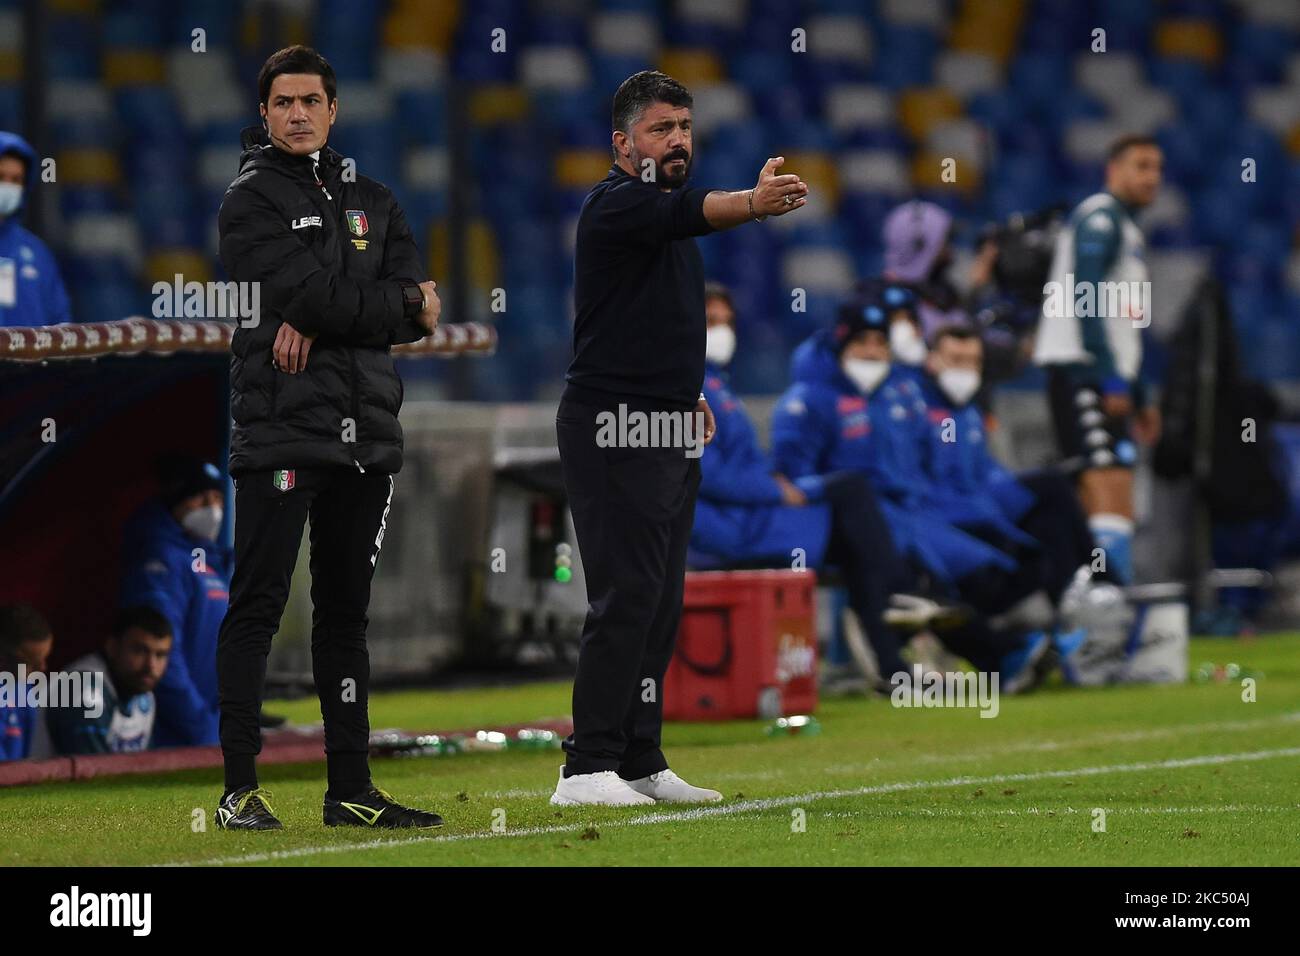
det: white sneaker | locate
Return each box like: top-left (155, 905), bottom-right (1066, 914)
top-left (624, 769), bottom-right (722, 804)
top-left (549, 767), bottom-right (655, 806)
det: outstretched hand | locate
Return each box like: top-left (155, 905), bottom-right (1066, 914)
top-left (751, 156), bottom-right (809, 217)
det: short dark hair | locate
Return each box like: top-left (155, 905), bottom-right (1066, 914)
top-left (0, 604), bottom-right (51, 655)
top-left (704, 281), bottom-right (734, 312)
top-left (111, 606), bottom-right (173, 643)
top-left (612, 70), bottom-right (692, 134)
top-left (1107, 133), bottom-right (1159, 163)
top-left (257, 45), bottom-right (337, 106)
top-left (931, 323), bottom-right (981, 349)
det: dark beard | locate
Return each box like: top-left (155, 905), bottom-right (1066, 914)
top-left (659, 153), bottom-right (691, 188)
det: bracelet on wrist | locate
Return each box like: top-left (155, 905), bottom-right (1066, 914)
top-left (748, 189), bottom-right (766, 222)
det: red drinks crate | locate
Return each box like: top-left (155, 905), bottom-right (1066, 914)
top-left (663, 570), bottom-right (819, 721)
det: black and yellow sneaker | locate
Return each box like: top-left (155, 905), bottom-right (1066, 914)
top-left (323, 786), bottom-right (444, 829)
top-left (216, 786), bottom-right (283, 830)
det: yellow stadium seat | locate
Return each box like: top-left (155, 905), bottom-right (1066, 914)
top-left (146, 251), bottom-right (213, 288)
top-left (950, 0), bottom-right (1026, 63)
top-left (48, 0), bottom-right (99, 14)
top-left (0, 51), bottom-right (22, 83)
top-left (897, 88), bottom-right (963, 142)
top-left (383, 0), bottom-right (460, 52)
top-left (241, 9), bottom-right (260, 50)
top-left (57, 149), bottom-right (121, 187)
top-left (555, 150), bottom-right (613, 189)
top-left (429, 219), bottom-right (500, 293)
top-left (658, 49), bottom-right (723, 87)
top-left (910, 151), bottom-right (981, 195)
top-left (1285, 124), bottom-right (1300, 158)
top-left (470, 85), bottom-right (530, 125)
top-left (776, 151), bottom-right (839, 207)
top-left (1154, 20), bottom-right (1222, 64)
top-left (103, 51), bottom-right (166, 87)
top-left (283, 13), bottom-right (309, 47)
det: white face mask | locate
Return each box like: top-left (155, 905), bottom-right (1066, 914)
top-left (890, 320), bottom-right (927, 365)
top-left (181, 504), bottom-right (223, 542)
top-left (842, 357), bottom-right (890, 394)
top-left (937, 367), bottom-right (981, 405)
top-left (0, 182), bottom-right (22, 217)
top-left (705, 324), bottom-right (736, 367)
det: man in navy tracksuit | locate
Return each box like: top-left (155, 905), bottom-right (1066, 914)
top-left (553, 71), bottom-right (809, 806)
top-left (690, 285), bottom-right (912, 681)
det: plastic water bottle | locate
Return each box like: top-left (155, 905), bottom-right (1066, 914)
top-left (764, 715), bottom-right (821, 737)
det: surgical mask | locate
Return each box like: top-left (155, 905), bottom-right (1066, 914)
top-left (937, 367), bottom-right (981, 405)
top-left (842, 358), bottom-right (890, 394)
top-left (181, 504), bottom-right (223, 542)
top-left (0, 182), bottom-right (22, 217)
top-left (890, 320), bottom-right (927, 365)
top-left (705, 325), bottom-right (736, 367)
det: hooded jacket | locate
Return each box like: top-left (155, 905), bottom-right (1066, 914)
top-left (217, 126), bottom-right (428, 477)
top-left (0, 130), bottom-right (72, 327)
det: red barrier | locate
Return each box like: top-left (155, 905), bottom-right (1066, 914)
top-left (664, 570), bottom-right (819, 721)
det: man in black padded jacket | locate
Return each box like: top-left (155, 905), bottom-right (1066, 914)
top-left (213, 45), bottom-right (441, 831)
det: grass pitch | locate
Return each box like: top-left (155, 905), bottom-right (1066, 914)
top-left (4, 635), bottom-right (1298, 867)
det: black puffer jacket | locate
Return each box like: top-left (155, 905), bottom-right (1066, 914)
top-left (218, 126), bottom-right (427, 477)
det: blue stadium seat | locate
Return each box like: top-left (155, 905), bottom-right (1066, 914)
top-left (0, 85), bottom-right (21, 128)
top-left (872, 27), bottom-right (937, 88)
top-left (103, 10), bottom-right (165, 48)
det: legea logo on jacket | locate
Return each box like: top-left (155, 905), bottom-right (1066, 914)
top-left (291, 216), bottom-right (322, 230)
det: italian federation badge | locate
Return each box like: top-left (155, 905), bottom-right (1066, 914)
top-left (273, 469), bottom-right (295, 492)
top-left (345, 209), bottom-right (368, 236)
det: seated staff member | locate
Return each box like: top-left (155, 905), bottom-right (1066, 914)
top-left (47, 606), bottom-right (173, 754)
top-left (692, 283), bottom-right (912, 683)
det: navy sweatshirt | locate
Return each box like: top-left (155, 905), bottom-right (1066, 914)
top-left (564, 165), bottom-right (716, 410)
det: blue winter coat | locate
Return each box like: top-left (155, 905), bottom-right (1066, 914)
top-left (119, 501), bottom-right (232, 746)
top-left (691, 364), bottom-right (831, 567)
top-left (773, 335), bottom-right (1015, 585)
top-left (0, 131), bottom-right (72, 327)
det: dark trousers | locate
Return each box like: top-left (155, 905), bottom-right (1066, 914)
top-left (555, 396), bottom-right (701, 779)
top-left (821, 471), bottom-right (911, 678)
top-left (960, 469), bottom-right (1096, 614)
top-left (819, 472), bottom-right (1021, 676)
top-left (1016, 469), bottom-right (1095, 599)
top-left (217, 466), bottom-right (394, 794)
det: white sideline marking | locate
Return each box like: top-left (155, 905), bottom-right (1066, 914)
top-left (162, 746), bottom-right (1300, 867)
top-left (824, 711), bottom-right (1300, 774)
top-left (688, 711), bottom-right (1300, 783)
top-left (820, 804), bottom-right (1299, 819)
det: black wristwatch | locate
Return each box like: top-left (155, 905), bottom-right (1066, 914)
top-left (399, 279), bottom-right (425, 318)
